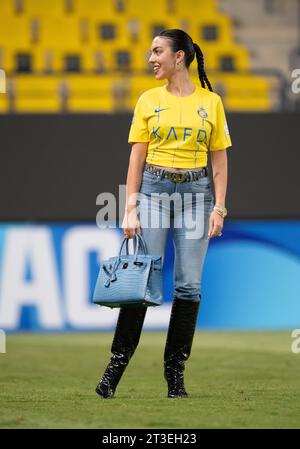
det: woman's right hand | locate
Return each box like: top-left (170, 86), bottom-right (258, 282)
top-left (121, 208), bottom-right (142, 239)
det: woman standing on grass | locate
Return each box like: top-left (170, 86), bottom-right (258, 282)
top-left (95, 29), bottom-right (232, 399)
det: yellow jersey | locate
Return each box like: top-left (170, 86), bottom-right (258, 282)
top-left (128, 84), bottom-right (232, 168)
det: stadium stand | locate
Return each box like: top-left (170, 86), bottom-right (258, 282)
top-left (0, 0), bottom-right (287, 112)
top-left (218, 0), bottom-right (298, 78)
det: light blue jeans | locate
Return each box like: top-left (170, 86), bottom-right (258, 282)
top-left (134, 166), bottom-right (214, 303)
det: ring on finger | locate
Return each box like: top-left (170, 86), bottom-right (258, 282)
top-left (213, 229), bottom-right (222, 237)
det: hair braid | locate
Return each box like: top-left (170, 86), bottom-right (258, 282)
top-left (193, 43), bottom-right (213, 92)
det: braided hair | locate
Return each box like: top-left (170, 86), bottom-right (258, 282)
top-left (193, 42), bottom-right (213, 92)
top-left (158, 29), bottom-right (213, 92)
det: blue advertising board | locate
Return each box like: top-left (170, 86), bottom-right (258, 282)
top-left (0, 220), bottom-right (299, 331)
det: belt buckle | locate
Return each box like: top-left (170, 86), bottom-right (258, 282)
top-left (173, 172), bottom-right (186, 183)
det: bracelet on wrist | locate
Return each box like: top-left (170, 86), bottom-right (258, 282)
top-left (213, 205), bottom-right (227, 218)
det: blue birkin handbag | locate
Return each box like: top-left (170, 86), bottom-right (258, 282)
top-left (93, 233), bottom-right (163, 308)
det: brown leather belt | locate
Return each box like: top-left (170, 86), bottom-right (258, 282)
top-left (144, 163), bottom-right (208, 183)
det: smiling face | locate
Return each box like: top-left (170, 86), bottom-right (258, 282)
top-left (148, 36), bottom-right (184, 80)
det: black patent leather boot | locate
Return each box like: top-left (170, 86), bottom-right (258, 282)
top-left (95, 305), bottom-right (147, 398)
top-left (164, 297), bottom-right (200, 398)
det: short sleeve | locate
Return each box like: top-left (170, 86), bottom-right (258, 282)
top-left (128, 94), bottom-right (150, 144)
top-left (209, 96), bottom-right (232, 151)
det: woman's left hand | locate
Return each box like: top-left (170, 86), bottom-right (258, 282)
top-left (208, 210), bottom-right (224, 239)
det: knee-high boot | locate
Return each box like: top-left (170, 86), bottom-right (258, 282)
top-left (95, 304), bottom-right (147, 398)
top-left (164, 297), bottom-right (200, 398)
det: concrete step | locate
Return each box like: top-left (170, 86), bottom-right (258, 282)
top-left (247, 43), bottom-right (295, 75)
top-left (235, 24), bottom-right (298, 45)
top-left (218, 0), bottom-right (299, 26)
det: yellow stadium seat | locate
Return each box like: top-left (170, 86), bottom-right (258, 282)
top-left (84, 46), bottom-right (135, 72)
top-left (23, 0), bottom-right (65, 16)
top-left (62, 74), bottom-right (114, 112)
top-left (73, 0), bottom-right (117, 20)
top-left (190, 16), bottom-right (233, 46)
top-left (223, 46), bottom-right (249, 71)
top-left (202, 44), bottom-right (250, 72)
top-left (127, 20), bottom-right (177, 51)
top-left (90, 46), bottom-right (115, 71)
top-left (88, 16), bottom-right (133, 48)
top-left (126, 0), bottom-right (174, 19)
top-left (203, 73), bottom-right (271, 111)
top-left (0, 0), bottom-right (272, 112)
top-left (0, 48), bottom-right (18, 73)
top-left (33, 46), bottom-right (92, 73)
top-left (1, 0), bottom-right (16, 15)
top-left (225, 94), bottom-right (271, 111)
top-left (176, 0), bottom-right (218, 19)
top-left (0, 17), bottom-right (32, 48)
top-left (78, 46), bottom-right (106, 72)
top-left (88, 44), bottom-right (133, 72)
top-left (130, 46), bottom-right (153, 72)
top-left (30, 46), bottom-right (56, 72)
top-left (1, 48), bottom-right (42, 74)
top-left (223, 73), bottom-right (271, 111)
top-left (38, 16), bottom-right (82, 49)
top-left (13, 75), bottom-right (60, 112)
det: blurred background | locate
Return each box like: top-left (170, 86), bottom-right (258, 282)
top-left (0, 0), bottom-right (299, 333)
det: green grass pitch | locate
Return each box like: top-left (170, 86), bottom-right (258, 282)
top-left (0, 331), bottom-right (300, 428)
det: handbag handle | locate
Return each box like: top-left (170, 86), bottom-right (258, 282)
top-left (119, 233), bottom-right (147, 259)
top-left (103, 234), bottom-right (148, 287)
top-left (131, 234), bottom-right (148, 257)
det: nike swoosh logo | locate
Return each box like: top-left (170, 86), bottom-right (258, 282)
top-left (154, 108), bottom-right (169, 113)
